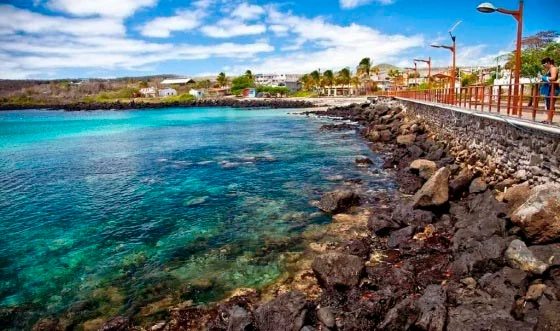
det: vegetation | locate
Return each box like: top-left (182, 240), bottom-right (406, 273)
top-left (216, 72), bottom-right (228, 88)
top-left (257, 86), bottom-right (291, 96)
top-left (504, 30), bottom-right (559, 80)
top-left (231, 75), bottom-right (256, 95)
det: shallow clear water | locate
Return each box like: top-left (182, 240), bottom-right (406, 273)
top-left (0, 107), bottom-right (393, 326)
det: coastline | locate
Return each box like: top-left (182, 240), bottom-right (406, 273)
top-left (26, 98), bottom-right (560, 330)
top-left (0, 97), bottom-right (367, 112)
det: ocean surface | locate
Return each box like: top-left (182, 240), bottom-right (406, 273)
top-left (0, 107), bottom-right (393, 327)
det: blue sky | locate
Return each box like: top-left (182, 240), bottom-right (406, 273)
top-left (1, 0), bottom-right (558, 79)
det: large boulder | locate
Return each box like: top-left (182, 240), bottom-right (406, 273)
top-left (311, 253), bottom-right (363, 288)
top-left (511, 184), bottom-right (560, 244)
top-left (535, 300), bottom-right (560, 331)
top-left (255, 292), bottom-right (308, 331)
top-left (409, 159), bottom-right (437, 180)
top-left (449, 167), bottom-right (474, 198)
top-left (415, 285), bottom-right (447, 331)
top-left (316, 190), bottom-right (359, 214)
top-left (412, 167), bottom-right (450, 209)
top-left (469, 177), bottom-right (488, 194)
top-left (503, 182), bottom-right (531, 214)
top-left (396, 134), bottom-right (416, 146)
top-left (505, 239), bottom-right (549, 275)
top-left (529, 243), bottom-right (560, 267)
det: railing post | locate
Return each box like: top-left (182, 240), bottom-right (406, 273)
top-left (532, 82), bottom-right (538, 121)
top-left (548, 82), bottom-right (556, 123)
top-left (519, 84), bottom-right (524, 118)
top-left (507, 84), bottom-right (512, 116)
top-left (497, 85), bottom-right (502, 114)
top-left (488, 85), bottom-right (493, 112)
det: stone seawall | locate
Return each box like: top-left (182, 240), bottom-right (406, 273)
top-left (396, 98), bottom-right (560, 186)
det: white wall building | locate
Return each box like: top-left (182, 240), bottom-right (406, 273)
top-left (254, 73), bottom-right (302, 92)
top-left (140, 87), bottom-right (157, 97)
top-left (159, 88), bottom-right (177, 97)
top-left (189, 89), bottom-right (204, 99)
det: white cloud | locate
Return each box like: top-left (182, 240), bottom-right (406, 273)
top-left (140, 10), bottom-right (202, 38)
top-left (201, 18), bottom-right (266, 38)
top-left (0, 5), bottom-right (124, 36)
top-left (47, 0), bottom-right (157, 18)
top-left (339, 0), bottom-right (395, 9)
top-left (231, 7), bottom-right (422, 74)
top-left (269, 24), bottom-right (289, 36)
top-left (231, 2), bottom-right (265, 21)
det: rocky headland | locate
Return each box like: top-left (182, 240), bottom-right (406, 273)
top-left (30, 99), bottom-right (560, 331)
top-left (0, 98), bottom-right (317, 111)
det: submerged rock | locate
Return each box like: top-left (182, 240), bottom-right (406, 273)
top-left (505, 239), bottom-right (549, 275)
top-left (311, 253), bottom-right (363, 288)
top-left (511, 184), bottom-right (560, 244)
top-left (316, 190), bottom-right (359, 214)
top-left (412, 167), bottom-right (450, 209)
top-left (355, 155), bottom-right (374, 167)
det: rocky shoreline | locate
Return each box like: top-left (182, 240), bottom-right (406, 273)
top-left (31, 100), bottom-right (560, 331)
top-left (0, 99), bottom-right (317, 111)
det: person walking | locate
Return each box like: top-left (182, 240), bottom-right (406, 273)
top-left (540, 57), bottom-right (559, 111)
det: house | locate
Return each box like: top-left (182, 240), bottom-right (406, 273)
top-left (140, 87), bottom-right (157, 98)
top-left (189, 89), bottom-right (204, 99)
top-left (254, 73), bottom-right (302, 93)
top-left (242, 88), bottom-right (257, 98)
top-left (158, 88), bottom-right (177, 97)
top-left (160, 78), bottom-right (195, 86)
top-left (207, 87), bottom-right (231, 97)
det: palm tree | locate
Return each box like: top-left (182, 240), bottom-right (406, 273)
top-left (217, 72), bottom-right (228, 88)
top-left (357, 58), bottom-right (372, 95)
top-left (337, 67), bottom-right (351, 96)
top-left (323, 70), bottom-right (334, 96)
top-left (245, 70), bottom-right (253, 80)
top-left (350, 75), bottom-right (361, 95)
top-left (310, 70), bottom-right (321, 92)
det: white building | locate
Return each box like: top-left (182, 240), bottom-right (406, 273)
top-left (189, 89), bottom-right (204, 99)
top-left (158, 88), bottom-right (177, 97)
top-left (140, 87), bottom-right (157, 98)
top-left (254, 73), bottom-right (302, 92)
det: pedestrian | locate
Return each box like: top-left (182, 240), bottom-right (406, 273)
top-left (539, 57), bottom-right (559, 111)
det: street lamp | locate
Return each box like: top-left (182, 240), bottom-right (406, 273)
top-left (414, 57), bottom-right (432, 90)
top-left (477, 0), bottom-right (524, 115)
top-left (431, 41), bottom-right (456, 104)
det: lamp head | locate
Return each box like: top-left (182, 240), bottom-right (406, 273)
top-left (430, 43), bottom-right (442, 48)
top-left (477, 2), bottom-right (497, 13)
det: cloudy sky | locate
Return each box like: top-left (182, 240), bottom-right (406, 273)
top-left (1, 0), bottom-right (558, 79)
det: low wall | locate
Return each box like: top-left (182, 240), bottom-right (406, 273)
top-left (396, 98), bottom-right (560, 186)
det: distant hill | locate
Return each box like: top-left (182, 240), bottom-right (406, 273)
top-left (373, 63), bottom-right (400, 71)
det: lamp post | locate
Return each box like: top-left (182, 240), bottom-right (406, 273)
top-left (431, 40), bottom-right (456, 104)
top-left (414, 57), bottom-right (432, 90)
top-left (477, 0), bottom-right (524, 115)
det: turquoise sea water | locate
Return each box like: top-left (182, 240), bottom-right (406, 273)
top-left (0, 107), bottom-right (393, 327)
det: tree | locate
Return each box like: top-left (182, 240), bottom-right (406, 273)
top-left (231, 75), bottom-right (255, 95)
top-left (523, 30), bottom-right (559, 50)
top-left (357, 58), bottom-right (372, 95)
top-left (299, 74), bottom-right (313, 91)
top-left (310, 70), bottom-right (321, 92)
top-left (216, 72), bottom-right (228, 88)
top-left (138, 81), bottom-right (148, 88)
top-left (245, 70), bottom-right (254, 81)
top-left (323, 70), bottom-right (334, 95)
top-left (337, 67), bottom-right (351, 95)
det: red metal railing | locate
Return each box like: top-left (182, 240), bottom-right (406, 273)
top-left (379, 82), bottom-right (559, 124)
